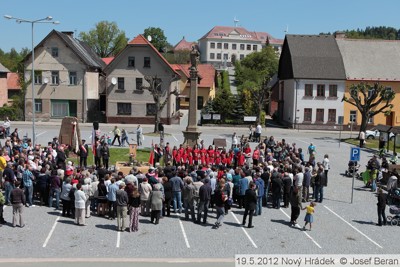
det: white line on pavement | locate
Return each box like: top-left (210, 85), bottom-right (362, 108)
top-left (36, 131), bottom-right (47, 137)
top-left (42, 212), bottom-right (61, 248)
top-left (230, 211), bottom-right (258, 248)
top-left (179, 220), bottom-right (190, 248)
top-left (172, 135), bottom-right (178, 142)
top-left (116, 231), bottom-right (121, 248)
top-left (280, 208), bottom-right (322, 249)
top-left (324, 205), bottom-right (383, 249)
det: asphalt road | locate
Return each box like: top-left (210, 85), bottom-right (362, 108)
top-left (1, 122), bottom-right (399, 266)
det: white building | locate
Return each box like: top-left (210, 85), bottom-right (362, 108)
top-left (198, 26), bottom-right (283, 68)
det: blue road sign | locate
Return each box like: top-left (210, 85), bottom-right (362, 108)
top-left (350, 147), bottom-right (360, 161)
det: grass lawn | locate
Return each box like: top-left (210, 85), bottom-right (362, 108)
top-left (343, 138), bottom-right (400, 151)
top-left (67, 147), bottom-right (150, 166)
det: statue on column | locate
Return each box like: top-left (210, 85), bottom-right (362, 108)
top-left (190, 46), bottom-right (200, 70)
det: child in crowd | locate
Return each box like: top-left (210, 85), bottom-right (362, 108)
top-left (302, 202), bottom-right (316, 231)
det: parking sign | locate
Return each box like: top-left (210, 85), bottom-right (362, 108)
top-left (350, 147), bottom-right (360, 161)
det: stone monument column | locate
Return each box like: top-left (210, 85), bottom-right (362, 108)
top-left (183, 47), bottom-right (202, 146)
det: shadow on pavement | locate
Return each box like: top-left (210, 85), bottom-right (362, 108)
top-left (352, 220), bottom-right (375, 225)
top-left (95, 223), bottom-right (116, 230)
top-left (223, 221), bottom-right (242, 228)
top-left (270, 219), bottom-right (291, 227)
top-left (58, 219), bottom-right (76, 225)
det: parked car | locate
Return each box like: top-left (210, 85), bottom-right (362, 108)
top-left (366, 129), bottom-right (395, 140)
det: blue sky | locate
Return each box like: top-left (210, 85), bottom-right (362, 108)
top-left (1, 0), bottom-right (399, 52)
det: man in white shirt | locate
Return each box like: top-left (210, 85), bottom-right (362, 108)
top-left (255, 123), bottom-right (262, 142)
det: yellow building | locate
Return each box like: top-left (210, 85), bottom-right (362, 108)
top-left (337, 38), bottom-right (400, 128)
top-left (172, 64), bottom-right (216, 110)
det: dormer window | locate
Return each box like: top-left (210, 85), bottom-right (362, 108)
top-left (128, 57), bottom-right (135, 67)
top-left (144, 57), bottom-right (151, 68)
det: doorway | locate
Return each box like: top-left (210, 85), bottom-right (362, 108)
top-left (386, 112), bottom-right (394, 126)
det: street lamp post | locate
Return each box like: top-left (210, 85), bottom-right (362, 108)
top-left (4, 15), bottom-right (59, 146)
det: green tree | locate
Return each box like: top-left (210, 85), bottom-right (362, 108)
top-left (143, 27), bottom-right (170, 52)
top-left (235, 46), bottom-right (278, 121)
top-left (79, 21), bottom-right (127, 58)
top-left (342, 82), bottom-right (395, 134)
top-left (163, 50), bottom-right (191, 64)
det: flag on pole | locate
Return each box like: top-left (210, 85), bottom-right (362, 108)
top-left (148, 139), bottom-right (154, 166)
top-left (91, 128), bottom-right (96, 157)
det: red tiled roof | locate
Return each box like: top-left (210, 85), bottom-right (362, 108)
top-left (173, 37), bottom-right (195, 51)
top-left (200, 26), bottom-right (283, 44)
top-left (102, 57), bottom-right (114, 65)
top-left (7, 73), bottom-right (21, 89)
top-left (179, 64), bottom-right (215, 88)
top-left (128, 35), bottom-right (180, 77)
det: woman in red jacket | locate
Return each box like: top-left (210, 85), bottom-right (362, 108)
top-left (172, 146), bottom-right (178, 166)
top-left (193, 144), bottom-right (200, 166)
top-left (252, 146), bottom-right (260, 166)
top-left (207, 145), bottom-right (215, 165)
top-left (215, 148), bottom-right (221, 166)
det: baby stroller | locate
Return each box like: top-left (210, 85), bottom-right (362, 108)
top-left (387, 204), bottom-right (400, 226)
top-left (345, 160), bottom-right (360, 178)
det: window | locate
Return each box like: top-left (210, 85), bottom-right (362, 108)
top-left (305, 84), bottom-right (313, 96)
top-left (217, 43), bottom-right (222, 49)
top-left (51, 71), bottom-right (59, 85)
top-left (35, 99), bottom-right (42, 113)
top-left (117, 103), bottom-right (131, 115)
top-left (240, 44), bottom-right (245, 50)
top-left (253, 45), bottom-right (257, 51)
top-left (317, 84), bottom-right (325, 97)
top-left (146, 103), bottom-right (157, 116)
top-left (136, 78), bottom-right (143, 90)
top-left (210, 42), bottom-right (215, 49)
top-left (350, 110), bottom-right (357, 122)
top-left (117, 77), bottom-right (124, 90)
top-left (34, 70), bottom-right (42, 84)
top-left (329, 84), bottom-right (337, 97)
top-left (224, 43), bottom-right (228, 49)
top-left (197, 96), bottom-right (204, 110)
top-left (240, 54), bottom-right (245, 60)
top-left (144, 57), bottom-right (151, 68)
top-left (232, 44), bottom-right (237, 50)
top-left (69, 71), bottom-right (77, 85)
top-left (223, 53), bottom-right (228, 60)
top-left (217, 53), bottom-right (221, 60)
top-left (210, 53), bottom-right (215, 59)
top-left (316, 109), bottom-right (324, 122)
top-left (128, 56), bottom-right (135, 67)
top-left (246, 44), bottom-right (251, 50)
top-left (51, 100), bottom-right (69, 117)
top-left (304, 108), bottom-right (312, 122)
top-left (328, 109), bottom-right (336, 122)
top-left (51, 47), bottom-right (58, 57)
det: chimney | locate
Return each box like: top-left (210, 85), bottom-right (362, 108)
top-left (62, 31), bottom-right (74, 37)
top-left (334, 31), bottom-right (346, 39)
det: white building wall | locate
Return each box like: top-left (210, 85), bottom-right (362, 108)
top-left (294, 79), bottom-right (345, 123)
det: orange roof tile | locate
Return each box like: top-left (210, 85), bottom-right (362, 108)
top-left (127, 35), bottom-right (180, 77)
top-left (102, 57), bottom-right (114, 65)
top-left (179, 64), bottom-right (215, 88)
top-left (173, 37), bottom-right (195, 51)
top-left (7, 73), bottom-right (21, 89)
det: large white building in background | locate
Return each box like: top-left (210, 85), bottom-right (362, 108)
top-left (198, 26), bottom-right (283, 68)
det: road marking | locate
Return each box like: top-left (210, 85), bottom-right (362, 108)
top-left (36, 131), bottom-right (47, 137)
top-left (324, 205), bottom-right (383, 248)
top-left (116, 231), bottom-right (121, 248)
top-left (179, 220), bottom-right (190, 248)
top-left (280, 208), bottom-right (322, 249)
top-left (42, 212), bottom-right (61, 248)
top-left (230, 211), bottom-right (258, 248)
top-left (172, 134), bottom-right (178, 142)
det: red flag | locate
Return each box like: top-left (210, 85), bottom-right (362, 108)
top-left (148, 139), bottom-right (154, 165)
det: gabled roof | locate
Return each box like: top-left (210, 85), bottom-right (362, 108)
top-left (7, 73), bottom-right (21, 89)
top-left (24, 30), bottom-right (105, 70)
top-left (173, 37), bottom-right (196, 51)
top-left (336, 38), bottom-right (400, 80)
top-left (199, 26), bottom-right (283, 44)
top-left (102, 57), bottom-right (114, 65)
top-left (175, 64), bottom-right (216, 88)
top-left (111, 34), bottom-right (180, 77)
top-left (278, 34), bottom-right (346, 80)
top-left (0, 62), bottom-right (10, 73)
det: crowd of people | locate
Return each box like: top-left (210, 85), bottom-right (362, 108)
top-left (0, 125), bottom-right (337, 232)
